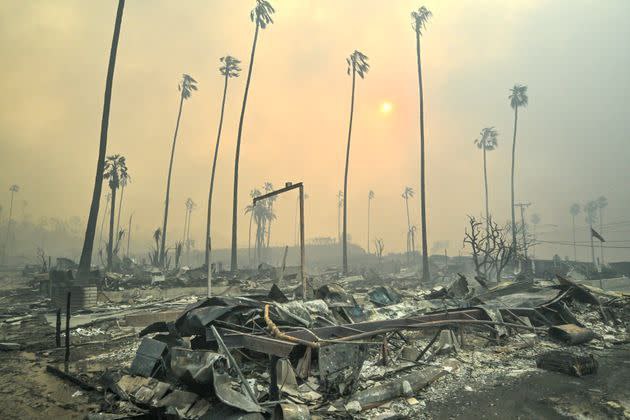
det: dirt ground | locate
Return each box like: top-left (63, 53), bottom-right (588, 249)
top-left (424, 345), bottom-right (630, 419)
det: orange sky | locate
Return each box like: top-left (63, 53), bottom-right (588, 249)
top-left (1, 0), bottom-right (630, 261)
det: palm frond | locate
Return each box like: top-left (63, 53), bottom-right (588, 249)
top-left (411, 6), bottom-right (432, 36)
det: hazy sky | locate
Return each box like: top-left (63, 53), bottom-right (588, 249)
top-left (1, 0), bottom-right (630, 262)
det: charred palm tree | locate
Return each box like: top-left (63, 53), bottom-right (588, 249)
top-left (569, 203), bottom-right (580, 262)
top-left (160, 74), bottom-right (197, 266)
top-left (205, 56), bottom-right (241, 268)
top-left (508, 84), bottom-right (528, 255)
top-left (342, 50), bottom-right (369, 274)
top-left (103, 154), bottom-right (129, 270)
top-left (1, 184), bottom-right (19, 264)
top-left (264, 182), bottom-right (276, 250)
top-left (412, 6), bottom-right (432, 281)
top-left (367, 190), bottom-right (375, 254)
top-left (402, 187), bottom-right (415, 263)
top-left (115, 176), bottom-right (128, 247)
top-left (474, 127), bottom-right (498, 235)
top-left (230, 0), bottom-right (275, 271)
top-left (246, 189), bottom-right (262, 267)
top-left (78, 0), bottom-right (125, 278)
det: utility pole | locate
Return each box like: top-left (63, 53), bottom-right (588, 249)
top-left (514, 202), bottom-right (531, 259)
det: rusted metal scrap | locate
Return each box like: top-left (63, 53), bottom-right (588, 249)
top-left (536, 351), bottom-right (598, 377)
top-left (548, 324), bottom-right (596, 345)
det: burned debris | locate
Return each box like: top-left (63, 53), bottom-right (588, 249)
top-left (2, 260), bottom-right (628, 419)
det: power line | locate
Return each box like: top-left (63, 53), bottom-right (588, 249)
top-left (536, 240), bottom-right (630, 249)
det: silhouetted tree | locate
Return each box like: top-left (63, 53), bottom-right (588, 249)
top-left (230, 0), bottom-right (275, 271)
top-left (342, 50), bottom-right (369, 274)
top-left (103, 154), bottom-right (129, 269)
top-left (412, 6), bottom-right (432, 281)
top-left (1, 184), bottom-right (19, 264)
top-left (205, 56), bottom-right (241, 268)
top-left (367, 190), bottom-right (375, 254)
top-left (474, 127), bottom-right (498, 238)
top-left (508, 84), bottom-right (528, 255)
top-left (530, 213), bottom-right (540, 259)
top-left (160, 74), bottom-right (197, 266)
top-left (78, 0), bottom-right (125, 278)
top-left (246, 189), bottom-right (261, 266)
top-left (402, 186), bottom-right (415, 262)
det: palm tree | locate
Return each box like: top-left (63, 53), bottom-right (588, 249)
top-left (367, 190), bottom-right (375, 254)
top-left (337, 190), bottom-right (343, 243)
top-left (402, 187), bottom-right (415, 262)
top-left (412, 6), bottom-right (432, 281)
top-left (530, 213), bottom-right (540, 259)
top-left (205, 56), bottom-right (241, 268)
top-left (264, 182), bottom-right (276, 249)
top-left (508, 84), bottom-right (528, 256)
top-left (98, 193), bottom-right (111, 253)
top-left (115, 175), bottom-right (128, 248)
top-left (246, 189), bottom-right (261, 266)
top-left (1, 184), bottom-right (20, 264)
top-left (159, 74), bottom-right (197, 267)
top-left (474, 127), bottom-right (498, 236)
top-left (342, 50), bottom-right (370, 274)
top-left (230, 0), bottom-right (275, 271)
top-left (246, 198), bottom-right (274, 266)
top-left (184, 198), bottom-right (196, 265)
top-left (78, 0), bottom-right (125, 278)
top-left (569, 203), bottom-right (580, 262)
top-left (103, 155), bottom-right (129, 269)
top-left (597, 196), bottom-right (608, 265)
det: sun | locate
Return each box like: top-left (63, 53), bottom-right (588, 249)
top-left (380, 101), bottom-right (393, 114)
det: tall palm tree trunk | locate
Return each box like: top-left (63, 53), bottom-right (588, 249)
top-left (572, 215), bottom-right (577, 262)
top-left (415, 31), bottom-right (430, 281)
top-left (483, 146), bottom-right (490, 233)
top-left (2, 191), bottom-right (15, 264)
top-left (367, 198), bottom-right (371, 254)
top-left (248, 212), bottom-right (254, 267)
top-left (342, 68), bottom-right (357, 275)
top-left (510, 107), bottom-right (519, 257)
top-left (115, 184), bottom-right (125, 249)
top-left (78, 0), bottom-right (125, 278)
top-left (206, 74), bottom-right (229, 268)
top-left (160, 92), bottom-right (185, 267)
top-left (107, 186), bottom-right (117, 269)
top-left (98, 195), bottom-right (109, 253)
top-left (404, 196), bottom-right (411, 262)
top-left (599, 208), bottom-right (604, 266)
top-left (231, 24), bottom-right (260, 271)
top-left (266, 206), bottom-right (273, 249)
top-left (126, 213), bottom-right (132, 259)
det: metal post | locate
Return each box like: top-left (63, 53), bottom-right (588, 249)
top-left (299, 184), bottom-right (306, 300)
top-left (65, 292), bottom-right (71, 363)
top-left (207, 241), bottom-right (212, 298)
top-left (55, 309), bottom-right (61, 347)
top-left (269, 355), bottom-right (279, 400)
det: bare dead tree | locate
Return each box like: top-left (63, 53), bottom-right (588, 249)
top-left (374, 238), bottom-right (385, 264)
top-left (464, 215), bottom-right (515, 284)
top-left (463, 216), bottom-right (493, 281)
top-left (488, 219), bottom-right (514, 282)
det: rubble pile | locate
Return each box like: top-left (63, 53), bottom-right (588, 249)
top-left (2, 264), bottom-right (629, 418)
top-left (44, 273), bottom-right (625, 418)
